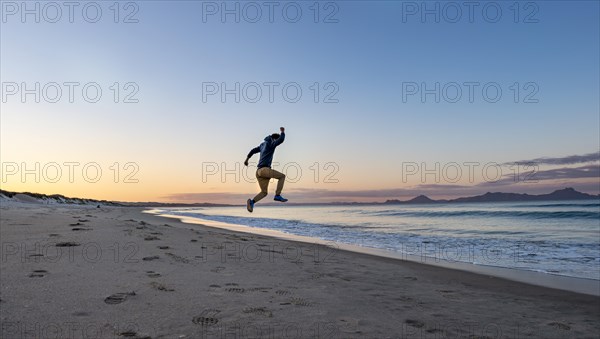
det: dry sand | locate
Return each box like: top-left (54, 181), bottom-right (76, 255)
top-left (1, 202), bottom-right (598, 338)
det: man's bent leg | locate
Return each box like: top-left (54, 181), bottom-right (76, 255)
top-left (270, 169), bottom-right (286, 196)
top-left (253, 169), bottom-right (270, 202)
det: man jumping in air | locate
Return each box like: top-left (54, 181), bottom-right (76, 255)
top-left (244, 127), bottom-right (287, 212)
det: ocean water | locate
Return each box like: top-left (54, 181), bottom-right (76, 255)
top-left (151, 200), bottom-right (600, 280)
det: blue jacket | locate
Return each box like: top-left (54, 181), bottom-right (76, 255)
top-left (247, 132), bottom-right (285, 168)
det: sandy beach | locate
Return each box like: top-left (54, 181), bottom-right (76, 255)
top-left (1, 201), bottom-right (599, 339)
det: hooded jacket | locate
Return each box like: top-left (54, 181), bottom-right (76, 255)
top-left (247, 132), bottom-right (285, 169)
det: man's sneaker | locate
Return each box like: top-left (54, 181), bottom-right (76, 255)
top-left (246, 199), bottom-right (254, 212)
top-left (273, 195), bottom-right (288, 202)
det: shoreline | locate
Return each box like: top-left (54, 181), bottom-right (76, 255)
top-left (147, 209), bottom-right (600, 297)
top-left (2, 202), bottom-right (599, 338)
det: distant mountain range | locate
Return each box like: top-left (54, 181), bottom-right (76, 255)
top-left (1, 187), bottom-right (598, 207)
top-left (384, 188), bottom-right (600, 205)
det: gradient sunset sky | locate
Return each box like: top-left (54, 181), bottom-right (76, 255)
top-left (1, 1), bottom-right (598, 203)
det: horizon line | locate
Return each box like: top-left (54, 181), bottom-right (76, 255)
top-left (2, 187), bottom-right (598, 207)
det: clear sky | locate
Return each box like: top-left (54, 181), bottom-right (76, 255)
top-left (1, 1), bottom-right (599, 203)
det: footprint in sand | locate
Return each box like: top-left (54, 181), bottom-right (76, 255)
top-left (157, 246), bottom-right (170, 250)
top-left (144, 236), bottom-right (160, 241)
top-left (225, 287), bottom-right (245, 293)
top-left (72, 311), bottom-right (90, 317)
top-left (426, 328), bottom-right (444, 335)
top-left (436, 289), bottom-right (459, 299)
top-left (405, 319), bottom-right (425, 328)
top-left (150, 282), bottom-right (174, 292)
top-left (28, 269), bottom-right (48, 278)
top-left (142, 256), bottom-right (160, 261)
top-left (104, 292), bottom-right (136, 304)
top-left (118, 330), bottom-right (152, 338)
top-left (243, 307), bottom-right (273, 317)
top-left (210, 266), bottom-right (226, 273)
top-left (69, 222), bottom-right (82, 226)
top-left (78, 219), bottom-right (90, 222)
top-left (192, 309), bottom-right (221, 326)
top-left (226, 253), bottom-right (240, 260)
top-left (548, 322), bottom-right (571, 330)
top-left (72, 227), bottom-right (91, 231)
top-left (193, 320), bottom-right (219, 327)
top-left (310, 273), bottom-right (324, 280)
top-left (55, 242), bottom-right (80, 247)
top-left (337, 317), bottom-right (359, 333)
top-left (247, 287), bottom-right (272, 293)
top-left (165, 252), bottom-right (190, 263)
top-left (289, 297), bottom-right (313, 306)
top-left (146, 271), bottom-right (161, 278)
top-left (224, 283), bottom-right (238, 286)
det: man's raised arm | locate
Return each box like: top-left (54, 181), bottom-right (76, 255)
top-left (273, 127), bottom-right (285, 146)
